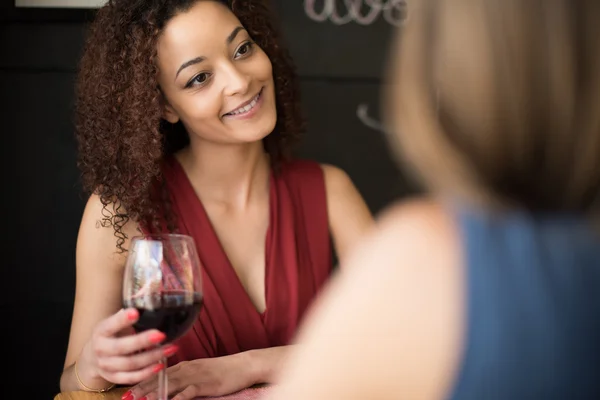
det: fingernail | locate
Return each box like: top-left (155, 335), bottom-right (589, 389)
top-left (126, 309), bottom-right (138, 321)
top-left (149, 331), bottom-right (166, 344)
top-left (153, 363), bottom-right (165, 373)
top-left (121, 390), bottom-right (133, 400)
top-left (163, 344), bottom-right (178, 357)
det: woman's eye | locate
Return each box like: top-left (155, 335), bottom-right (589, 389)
top-left (235, 42), bottom-right (254, 58)
top-left (187, 73), bottom-right (210, 88)
top-left (193, 73), bottom-right (209, 84)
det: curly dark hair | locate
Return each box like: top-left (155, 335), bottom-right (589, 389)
top-left (75, 0), bottom-right (304, 251)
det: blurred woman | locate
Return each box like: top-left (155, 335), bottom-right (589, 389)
top-left (268, 0), bottom-right (600, 398)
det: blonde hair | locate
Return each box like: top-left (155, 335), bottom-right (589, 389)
top-left (386, 0), bottom-right (600, 213)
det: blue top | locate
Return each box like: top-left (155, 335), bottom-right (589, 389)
top-left (448, 207), bottom-right (600, 399)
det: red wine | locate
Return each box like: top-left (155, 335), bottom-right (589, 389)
top-left (124, 291), bottom-right (203, 343)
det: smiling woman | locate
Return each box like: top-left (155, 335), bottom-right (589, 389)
top-left (58, 1), bottom-right (373, 400)
top-left (157, 6), bottom-right (279, 147)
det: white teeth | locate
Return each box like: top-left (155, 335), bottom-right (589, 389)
top-left (228, 92), bottom-right (260, 115)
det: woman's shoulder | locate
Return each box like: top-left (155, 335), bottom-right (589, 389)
top-left (280, 158), bottom-right (354, 189)
top-left (78, 192), bottom-right (141, 265)
top-left (363, 198), bottom-right (459, 269)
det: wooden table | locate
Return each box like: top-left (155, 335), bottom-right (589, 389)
top-left (54, 387), bottom-right (129, 400)
top-left (54, 385), bottom-right (270, 400)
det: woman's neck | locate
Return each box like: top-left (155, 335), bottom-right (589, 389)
top-left (175, 140), bottom-right (270, 209)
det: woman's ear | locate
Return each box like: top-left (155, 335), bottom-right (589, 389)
top-left (161, 92), bottom-right (180, 124)
top-left (163, 104), bottom-right (180, 124)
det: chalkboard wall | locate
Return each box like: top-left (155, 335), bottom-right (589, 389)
top-left (1, 1), bottom-right (417, 398)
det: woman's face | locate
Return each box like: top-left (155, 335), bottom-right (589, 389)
top-left (156, 1), bottom-right (277, 145)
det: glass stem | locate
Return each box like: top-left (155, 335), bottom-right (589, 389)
top-left (157, 356), bottom-right (168, 400)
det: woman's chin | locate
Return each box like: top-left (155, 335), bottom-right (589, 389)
top-left (231, 112), bottom-right (277, 143)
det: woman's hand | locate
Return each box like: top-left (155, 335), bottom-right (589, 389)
top-left (127, 346), bottom-right (289, 400)
top-left (78, 308), bottom-right (178, 387)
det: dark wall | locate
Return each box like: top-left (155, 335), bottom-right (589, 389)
top-left (1, 1), bottom-right (416, 398)
top-left (1, 3), bottom-right (95, 399)
top-left (275, 1), bottom-right (414, 212)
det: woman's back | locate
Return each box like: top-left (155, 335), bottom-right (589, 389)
top-left (449, 207), bottom-right (600, 399)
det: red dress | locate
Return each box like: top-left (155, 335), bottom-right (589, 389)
top-left (155, 157), bottom-right (332, 364)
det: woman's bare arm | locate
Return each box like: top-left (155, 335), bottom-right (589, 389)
top-left (321, 164), bottom-right (374, 265)
top-left (60, 194), bottom-right (139, 392)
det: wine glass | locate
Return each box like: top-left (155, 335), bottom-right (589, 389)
top-left (123, 234), bottom-right (203, 400)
